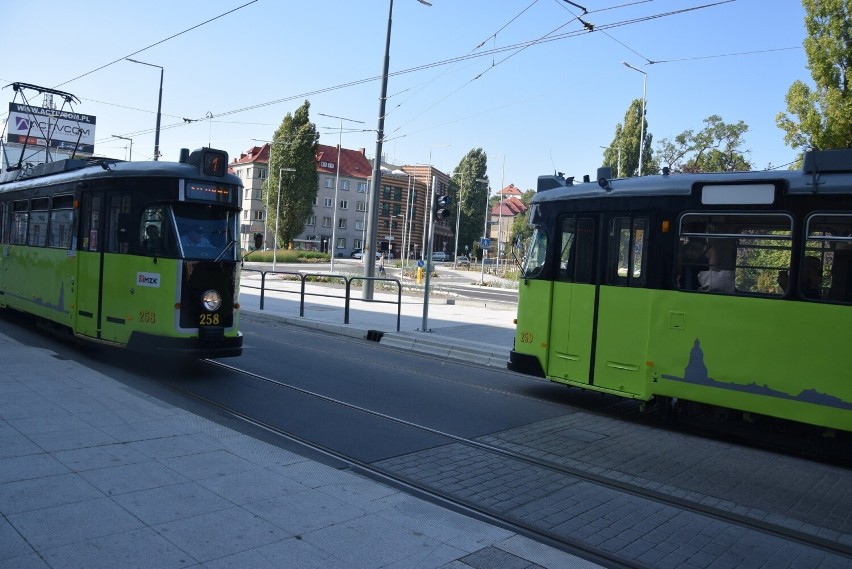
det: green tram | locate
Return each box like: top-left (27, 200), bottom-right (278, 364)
top-left (509, 148), bottom-right (852, 433)
top-left (0, 147), bottom-right (243, 358)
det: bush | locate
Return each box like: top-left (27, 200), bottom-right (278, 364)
top-left (241, 250), bottom-right (330, 263)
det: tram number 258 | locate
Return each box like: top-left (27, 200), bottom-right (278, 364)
top-left (199, 313), bottom-right (220, 326)
top-left (519, 330), bottom-right (534, 344)
top-left (139, 310), bottom-right (156, 324)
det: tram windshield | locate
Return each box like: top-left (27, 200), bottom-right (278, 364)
top-left (522, 226), bottom-right (548, 278)
top-left (173, 203), bottom-right (239, 261)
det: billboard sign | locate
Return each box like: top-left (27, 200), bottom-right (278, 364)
top-left (5, 103), bottom-right (96, 154)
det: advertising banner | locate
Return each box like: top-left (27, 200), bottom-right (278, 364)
top-left (5, 103), bottom-right (96, 154)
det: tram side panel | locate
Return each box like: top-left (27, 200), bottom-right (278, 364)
top-left (647, 291), bottom-right (852, 432)
top-left (0, 245), bottom-right (76, 329)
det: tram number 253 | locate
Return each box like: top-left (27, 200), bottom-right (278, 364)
top-left (199, 313), bottom-right (220, 326)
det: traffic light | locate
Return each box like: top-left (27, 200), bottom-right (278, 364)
top-left (433, 194), bottom-right (452, 220)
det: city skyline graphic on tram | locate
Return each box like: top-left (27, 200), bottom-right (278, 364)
top-left (661, 339), bottom-right (852, 411)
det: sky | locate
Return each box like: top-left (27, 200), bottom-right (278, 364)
top-left (1, 0), bottom-right (810, 196)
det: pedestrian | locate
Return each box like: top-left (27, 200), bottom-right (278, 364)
top-left (378, 252), bottom-right (386, 276)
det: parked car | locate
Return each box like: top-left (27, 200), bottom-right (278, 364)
top-left (431, 251), bottom-right (448, 262)
top-left (456, 255), bottom-right (470, 268)
top-left (351, 249), bottom-right (382, 260)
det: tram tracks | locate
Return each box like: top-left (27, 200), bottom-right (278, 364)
top-left (167, 359), bottom-right (852, 568)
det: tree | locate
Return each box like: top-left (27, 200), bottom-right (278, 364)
top-left (776, 0), bottom-right (852, 154)
top-left (604, 98), bottom-right (654, 177)
top-left (266, 101), bottom-right (319, 249)
top-left (510, 189), bottom-right (536, 253)
top-left (655, 115), bottom-right (751, 173)
top-left (450, 148), bottom-right (488, 256)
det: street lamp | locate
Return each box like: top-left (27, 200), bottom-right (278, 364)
top-left (126, 58), bottom-right (163, 161)
top-left (623, 61), bottom-right (647, 176)
top-left (477, 178), bottom-right (489, 285)
top-left (273, 167), bottom-right (296, 271)
top-left (392, 213), bottom-right (406, 272)
top-left (319, 112), bottom-right (364, 273)
top-left (111, 135), bottom-right (132, 161)
top-left (493, 154), bottom-right (505, 273)
top-left (451, 170), bottom-right (464, 268)
top-left (364, 0), bottom-right (432, 300)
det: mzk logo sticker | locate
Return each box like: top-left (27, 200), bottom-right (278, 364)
top-left (137, 272), bottom-right (161, 288)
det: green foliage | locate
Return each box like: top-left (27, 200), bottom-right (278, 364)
top-left (655, 115), bottom-right (751, 173)
top-left (267, 101), bottom-right (320, 249)
top-left (605, 98), bottom-right (654, 177)
top-left (509, 189), bottom-right (535, 249)
top-left (241, 249), bottom-right (329, 263)
top-left (450, 149), bottom-right (488, 255)
top-left (776, 0), bottom-right (852, 154)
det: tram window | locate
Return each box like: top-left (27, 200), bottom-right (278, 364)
top-left (557, 217), bottom-right (595, 283)
top-left (106, 194), bottom-right (131, 253)
top-left (28, 198), bottom-right (49, 247)
top-left (677, 213), bottom-right (791, 296)
top-left (0, 202), bottom-right (7, 244)
top-left (49, 195), bottom-right (74, 248)
top-left (607, 217), bottom-right (647, 286)
top-left (11, 201), bottom-right (27, 245)
top-left (139, 207), bottom-right (170, 257)
top-left (81, 194), bottom-right (102, 252)
top-left (522, 227), bottom-right (547, 278)
top-left (805, 214), bottom-right (852, 303)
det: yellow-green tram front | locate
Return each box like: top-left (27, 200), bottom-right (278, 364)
top-left (0, 147), bottom-right (244, 358)
top-left (509, 149), bottom-right (852, 433)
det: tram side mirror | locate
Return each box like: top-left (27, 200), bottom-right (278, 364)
top-left (254, 233), bottom-right (262, 250)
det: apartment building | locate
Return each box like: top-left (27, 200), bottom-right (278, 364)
top-left (230, 143), bottom-right (440, 259)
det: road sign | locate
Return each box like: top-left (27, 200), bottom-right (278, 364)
top-left (417, 259), bottom-right (424, 268)
top-left (480, 238), bottom-right (490, 249)
top-left (386, 235), bottom-right (394, 240)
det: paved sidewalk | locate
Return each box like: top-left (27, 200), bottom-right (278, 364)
top-left (0, 271), bottom-right (604, 568)
top-left (238, 265), bottom-right (518, 367)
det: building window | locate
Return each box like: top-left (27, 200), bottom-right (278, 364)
top-left (355, 220), bottom-right (365, 231)
top-left (243, 211), bottom-right (249, 220)
top-left (356, 201), bottom-right (367, 212)
top-left (382, 186), bottom-right (391, 199)
top-left (259, 169), bottom-right (267, 179)
top-left (336, 237), bottom-right (346, 249)
top-left (354, 238), bottom-right (363, 249)
top-left (394, 187), bottom-right (402, 200)
top-left (308, 216), bottom-right (316, 226)
top-left (325, 177), bottom-right (334, 188)
top-left (358, 182), bottom-right (368, 193)
top-left (322, 217), bottom-right (332, 227)
top-left (393, 204), bottom-right (401, 216)
top-left (339, 200), bottom-right (348, 210)
top-left (254, 211), bottom-right (264, 220)
top-left (341, 180), bottom-right (349, 190)
top-left (246, 168), bottom-right (253, 179)
top-left (338, 218), bottom-right (347, 229)
top-left (321, 161), bottom-right (335, 169)
top-left (324, 198), bottom-right (333, 208)
top-left (381, 203), bottom-right (389, 216)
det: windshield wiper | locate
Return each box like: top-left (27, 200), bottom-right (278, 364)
top-left (215, 239), bottom-right (236, 262)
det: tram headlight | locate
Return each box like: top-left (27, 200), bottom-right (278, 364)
top-left (202, 289), bottom-right (222, 311)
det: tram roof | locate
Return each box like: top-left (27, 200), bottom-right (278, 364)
top-left (0, 154), bottom-right (241, 192)
top-left (533, 148), bottom-right (852, 206)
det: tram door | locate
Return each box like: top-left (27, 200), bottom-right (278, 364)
top-left (75, 192), bottom-right (103, 339)
top-left (592, 216), bottom-right (651, 396)
top-left (75, 192), bottom-right (134, 343)
top-left (547, 217), bottom-right (597, 383)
